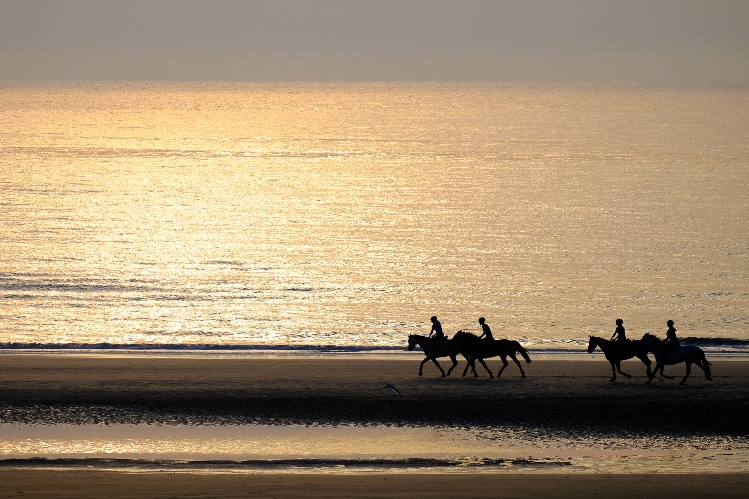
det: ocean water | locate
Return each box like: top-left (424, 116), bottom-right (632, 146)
top-left (1, 82), bottom-right (748, 353)
top-left (1, 424), bottom-right (747, 474)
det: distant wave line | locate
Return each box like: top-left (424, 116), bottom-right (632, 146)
top-left (0, 456), bottom-right (571, 470)
top-left (0, 337), bottom-right (747, 353)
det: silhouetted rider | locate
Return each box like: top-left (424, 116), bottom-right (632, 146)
top-left (611, 318), bottom-right (626, 343)
top-left (611, 318), bottom-right (627, 355)
top-left (429, 315), bottom-right (445, 342)
top-left (662, 319), bottom-right (680, 355)
top-left (478, 317), bottom-right (494, 342)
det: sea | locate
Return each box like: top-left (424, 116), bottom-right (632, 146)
top-left (1, 81), bottom-right (749, 473)
top-left (1, 81), bottom-right (747, 355)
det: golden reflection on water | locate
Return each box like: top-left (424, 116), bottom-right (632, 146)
top-left (0, 82), bottom-right (748, 349)
top-left (1, 424), bottom-right (747, 474)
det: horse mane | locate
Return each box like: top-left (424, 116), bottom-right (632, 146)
top-left (453, 330), bottom-right (480, 340)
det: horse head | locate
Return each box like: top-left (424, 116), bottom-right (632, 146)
top-left (587, 335), bottom-right (597, 353)
top-left (407, 334), bottom-right (416, 351)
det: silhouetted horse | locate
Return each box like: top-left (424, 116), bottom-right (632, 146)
top-left (452, 331), bottom-right (531, 378)
top-left (640, 333), bottom-right (712, 385)
top-left (587, 336), bottom-right (654, 382)
top-left (407, 334), bottom-right (461, 377)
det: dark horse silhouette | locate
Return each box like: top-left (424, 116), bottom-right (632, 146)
top-left (587, 336), bottom-right (654, 382)
top-left (407, 334), bottom-right (461, 377)
top-left (641, 333), bottom-right (712, 385)
top-left (452, 330), bottom-right (531, 378)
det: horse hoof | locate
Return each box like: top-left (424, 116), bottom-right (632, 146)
top-left (442, 373), bottom-right (446, 378)
top-left (707, 377), bottom-right (713, 381)
top-left (419, 372), bottom-right (423, 377)
top-left (609, 379), bottom-right (615, 382)
top-left (521, 375), bottom-right (526, 378)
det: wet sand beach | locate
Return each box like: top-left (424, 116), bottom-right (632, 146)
top-left (0, 354), bottom-right (745, 433)
top-left (0, 354), bottom-right (747, 497)
top-left (0, 470), bottom-right (748, 498)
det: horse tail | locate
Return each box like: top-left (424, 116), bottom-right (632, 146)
top-left (701, 350), bottom-right (712, 375)
top-left (515, 342), bottom-right (531, 363)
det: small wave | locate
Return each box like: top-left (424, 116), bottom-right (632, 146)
top-left (2, 338), bottom-right (748, 354)
top-left (0, 456), bottom-right (571, 470)
top-left (0, 342), bottom-right (406, 353)
top-left (680, 337), bottom-right (749, 348)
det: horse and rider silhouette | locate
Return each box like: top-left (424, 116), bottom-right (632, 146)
top-left (409, 317), bottom-right (713, 385)
top-left (407, 316), bottom-right (531, 378)
top-left (587, 319), bottom-right (712, 384)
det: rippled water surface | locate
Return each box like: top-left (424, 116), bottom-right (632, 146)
top-left (1, 424), bottom-right (747, 474)
top-left (1, 82), bottom-right (748, 351)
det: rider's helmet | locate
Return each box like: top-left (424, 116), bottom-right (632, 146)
top-left (667, 320), bottom-right (674, 327)
top-left (430, 316), bottom-right (438, 322)
top-left (616, 318), bottom-right (623, 325)
top-left (478, 317), bottom-right (485, 324)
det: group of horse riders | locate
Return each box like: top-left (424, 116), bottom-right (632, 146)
top-left (610, 318), bottom-right (680, 356)
top-left (428, 315), bottom-right (682, 357)
top-left (427, 315), bottom-right (494, 347)
top-left (410, 315), bottom-right (711, 384)
top-left (589, 318), bottom-right (712, 384)
top-left (408, 316), bottom-right (532, 378)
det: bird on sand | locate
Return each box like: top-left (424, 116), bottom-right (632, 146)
top-left (383, 383), bottom-right (402, 396)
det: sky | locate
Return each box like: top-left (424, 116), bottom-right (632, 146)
top-left (1, 0), bottom-right (748, 82)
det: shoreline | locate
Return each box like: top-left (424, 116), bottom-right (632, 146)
top-left (2, 349), bottom-right (749, 361)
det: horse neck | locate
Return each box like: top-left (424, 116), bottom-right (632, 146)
top-left (592, 336), bottom-right (612, 351)
top-left (412, 335), bottom-right (432, 347)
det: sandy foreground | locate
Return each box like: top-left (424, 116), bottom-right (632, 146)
top-left (0, 354), bottom-right (747, 497)
top-left (0, 470), bottom-right (747, 498)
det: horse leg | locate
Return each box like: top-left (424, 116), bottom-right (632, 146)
top-left (609, 361), bottom-right (617, 382)
top-left (496, 357), bottom-right (509, 378)
top-left (509, 354), bottom-right (526, 378)
top-left (476, 358), bottom-right (492, 378)
top-left (644, 359), bottom-right (655, 384)
top-left (616, 360), bottom-right (632, 379)
top-left (430, 357), bottom-right (446, 377)
top-left (446, 355), bottom-right (458, 376)
top-left (659, 364), bottom-right (674, 380)
top-left (679, 361), bottom-right (692, 385)
top-left (638, 354), bottom-right (654, 382)
top-left (462, 357), bottom-right (474, 377)
top-left (419, 357), bottom-right (431, 376)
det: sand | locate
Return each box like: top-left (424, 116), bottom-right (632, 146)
top-left (0, 353), bottom-right (747, 497)
top-left (0, 354), bottom-right (745, 432)
top-left (0, 470), bottom-right (748, 498)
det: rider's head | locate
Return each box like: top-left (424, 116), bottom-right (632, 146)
top-left (616, 318), bottom-right (623, 325)
top-left (478, 317), bottom-right (485, 324)
top-left (430, 316), bottom-right (438, 323)
top-left (667, 320), bottom-right (674, 327)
